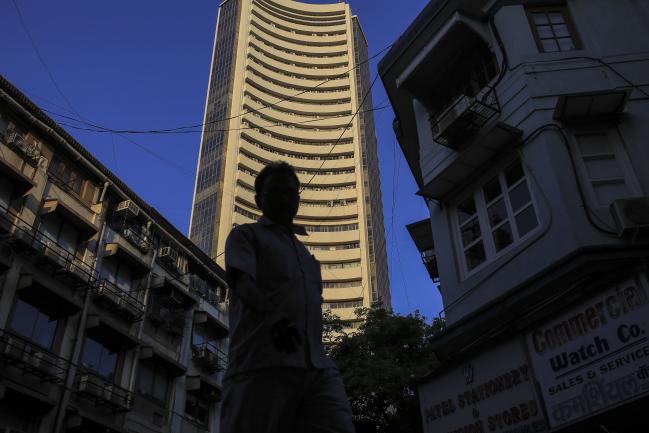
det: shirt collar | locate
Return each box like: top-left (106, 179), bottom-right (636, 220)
top-left (258, 215), bottom-right (308, 236)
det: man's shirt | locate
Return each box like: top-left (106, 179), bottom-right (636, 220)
top-left (224, 216), bottom-right (335, 378)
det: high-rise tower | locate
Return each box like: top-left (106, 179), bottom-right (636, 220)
top-left (189, 0), bottom-right (390, 324)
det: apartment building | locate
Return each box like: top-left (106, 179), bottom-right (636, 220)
top-left (380, 1), bottom-right (649, 432)
top-left (189, 0), bottom-right (390, 326)
top-left (0, 75), bottom-right (229, 433)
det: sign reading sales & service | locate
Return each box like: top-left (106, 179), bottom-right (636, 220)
top-left (525, 272), bottom-right (649, 427)
top-left (418, 339), bottom-right (546, 433)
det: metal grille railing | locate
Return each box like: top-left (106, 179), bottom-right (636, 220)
top-left (74, 370), bottom-right (133, 413)
top-left (0, 329), bottom-right (69, 383)
top-left (93, 279), bottom-right (145, 321)
top-left (191, 342), bottom-right (228, 373)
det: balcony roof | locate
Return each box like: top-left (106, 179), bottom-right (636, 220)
top-left (406, 219), bottom-right (434, 254)
top-left (17, 273), bottom-right (82, 317)
top-left (140, 345), bottom-right (187, 377)
top-left (0, 157), bottom-right (34, 197)
top-left (42, 198), bottom-right (99, 237)
top-left (104, 242), bottom-right (152, 272)
top-left (417, 122), bottom-right (522, 200)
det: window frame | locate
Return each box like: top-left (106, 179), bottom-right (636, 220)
top-left (452, 158), bottom-right (542, 278)
top-left (567, 126), bottom-right (643, 209)
top-left (48, 155), bottom-right (97, 206)
top-left (136, 361), bottom-right (171, 406)
top-left (525, 4), bottom-right (582, 53)
top-left (9, 297), bottom-right (59, 350)
top-left (80, 335), bottom-right (119, 382)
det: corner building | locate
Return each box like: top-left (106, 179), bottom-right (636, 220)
top-left (190, 0), bottom-right (391, 325)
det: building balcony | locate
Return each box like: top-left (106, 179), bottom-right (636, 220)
top-left (191, 342), bottom-right (227, 373)
top-left (0, 329), bottom-right (69, 383)
top-left (146, 302), bottom-right (186, 338)
top-left (249, 25), bottom-right (347, 56)
top-left (186, 375), bottom-right (222, 403)
top-left (74, 370), bottom-right (133, 413)
top-left (2, 130), bottom-right (41, 166)
top-left (43, 174), bottom-right (101, 236)
top-left (0, 140), bottom-right (35, 198)
top-left (34, 235), bottom-right (96, 287)
top-left (172, 413), bottom-right (209, 433)
top-left (93, 279), bottom-right (145, 321)
top-left (104, 223), bottom-right (152, 272)
top-left (407, 219), bottom-right (439, 283)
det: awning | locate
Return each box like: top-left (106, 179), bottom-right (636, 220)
top-left (42, 198), bottom-right (98, 238)
top-left (186, 375), bottom-right (222, 402)
top-left (554, 89), bottom-right (630, 124)
top-left (84, 314), bottom-right (139, 351)
top-left (0, 383), bottom-right (57, 415)
top-left (194, 310), bottom-right (229, 338)
top-left (418, 122), bottom-right (522, 200)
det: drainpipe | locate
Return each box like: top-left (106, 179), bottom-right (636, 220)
top-left (51, 181), bottom-right (112, 433)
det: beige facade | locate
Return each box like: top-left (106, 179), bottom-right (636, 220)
top-left (190, 0), bottom-right (390, 325)
top-left (0, 76), bottom-right (228, 433)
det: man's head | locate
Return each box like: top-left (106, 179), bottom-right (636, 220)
top-left (254, 161), bottom-right (300, 226)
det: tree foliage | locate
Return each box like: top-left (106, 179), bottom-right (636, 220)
top-left (325, 306), bottom-right (445, 433)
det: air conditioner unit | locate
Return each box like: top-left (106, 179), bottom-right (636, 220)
top-left (610, 197), bottom-right (649, 240)
top-left (116, 200), bottom-right (139, 216)
top-left (158, 246), bottom-right (179, 265)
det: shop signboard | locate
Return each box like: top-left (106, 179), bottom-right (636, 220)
top-left (418, 339), bottom-right (547, 433)
top-left (525, 273), bottom-right (649, 428)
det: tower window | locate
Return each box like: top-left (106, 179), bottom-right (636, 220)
top-left (526, 5), bottom-right (581, 53)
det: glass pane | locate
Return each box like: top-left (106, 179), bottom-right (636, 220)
top-left (488, 199), bottom-right (508, 227)
top-left (457, 197), bottom-right (477, 224)
top-left (461, 218), bottom-right (482, 246)
top-left (549, 12), bottom-right (565, 24)
top-left (465, 242), bottom-right (486, 271)
top-left (552, 24), bottom-right (570, 37)
top-left (509, 181), bottom-right (532, 212)
top-left (10, 299), bottom-right (37, 339)
top-left (98, 349), bottom-right (117, 381)
top-left (541, 39), bottom-right (559, 52)
top-left (576, 133), bottom-right (611, 156)
top-left (82, 337), bottom-right (102, 371)
top-left (153, 372), bottom-right (168, 402)
top-left (137, 363), bottom-right (154, 395)
top-left (483, 177), bottom-right (502, 203)
top-left (584, 157), bottom-right (624, 180)
top-left (492, 222), bottom-right (513, 252)
top-left (593, 181), bottom-right (632, 206)
top-left (516, 206), bottom-right (539, 237)
top-left (192, 327), bottom-right (207, 346)
top-left (557, 38), bottom-right (576, 51)
top-left (32, 311), bottom-right (57, 348)
top-left (532, 13), bottom-right (548, 24)
top-left (504, 161), bottom-right (525, 187)
top-left (536, 25), bottom-right (553, 39)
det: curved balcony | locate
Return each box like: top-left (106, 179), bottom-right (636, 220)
top-left (242, 115), bottom-right (353, 143)
top-left (308, 247), bottom-right (360, 262)
top-left (248, 50), bottom-right (349, 80)
top-left (243, 96), bottom-right (353, 128)
top-left (239, 154), bottom-right (356, 186)
top-left (249, 17), bottom-right (347, 47)
top-left (323, 286), bottom-right (365, 301)
top-left (251, 6), bottom-right (347, 37)
top-left (299, 229), bottom-right (360, 245)
top-left (255, 0), bottom-right (347, 24)
top-left (248, 42), bottom-right (348, 69)
top-left (320, 266), bottom-right (362, 281)
top-left (245, 86), bottom-right (351, 116)
top-left (258, 0), bottom-right (347, 19)
top-left (237, 169), bottom-right (358, 201)
top-left (245, 75), bottom-right (351, 106)
top-left (239, 136), bottom-right (353, 166)
top-left (250, 29), bottom-right (347, 56)
top-left (247, 62), bottom-right (348, 91)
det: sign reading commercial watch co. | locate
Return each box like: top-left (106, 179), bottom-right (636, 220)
top-left (418, 340), bottom-right (547, 433)
top-left (526, 273), bottom-right (649, 428)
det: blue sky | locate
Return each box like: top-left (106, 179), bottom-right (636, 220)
top-left (0, 0), bottom-right (443, 321)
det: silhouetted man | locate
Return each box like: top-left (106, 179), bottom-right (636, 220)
top-left (221, 161), bottom-right (355, 433)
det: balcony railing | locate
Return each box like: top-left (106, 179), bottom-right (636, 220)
top-left (190, 275), bottom-right (226, 312)
top-left (74, 370), bottom-right (133, 413)
top-left (172, 412), bottom-right (209, 433)
top-left (430, 87), bottom-right (500, 149)
top-left (191, 342), bottom-right (227, 373)
top-left (0, 329), bottom-right (69, 383)
top-left (421, 249), bottom-right (439, 283)
top-left (110, 220), bottom-right (151, 254)
top-left (4, 130), bottom-right (41, 166)
top-left (0, 205), bottom-right (96, 287)
top-left (93, 279), bottom-right (145, 321)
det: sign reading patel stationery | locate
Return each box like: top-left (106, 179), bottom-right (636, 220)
top-left (418, 339), bottom-right (546, 433)
top-left (525, 272), bottom-right (649, 428)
